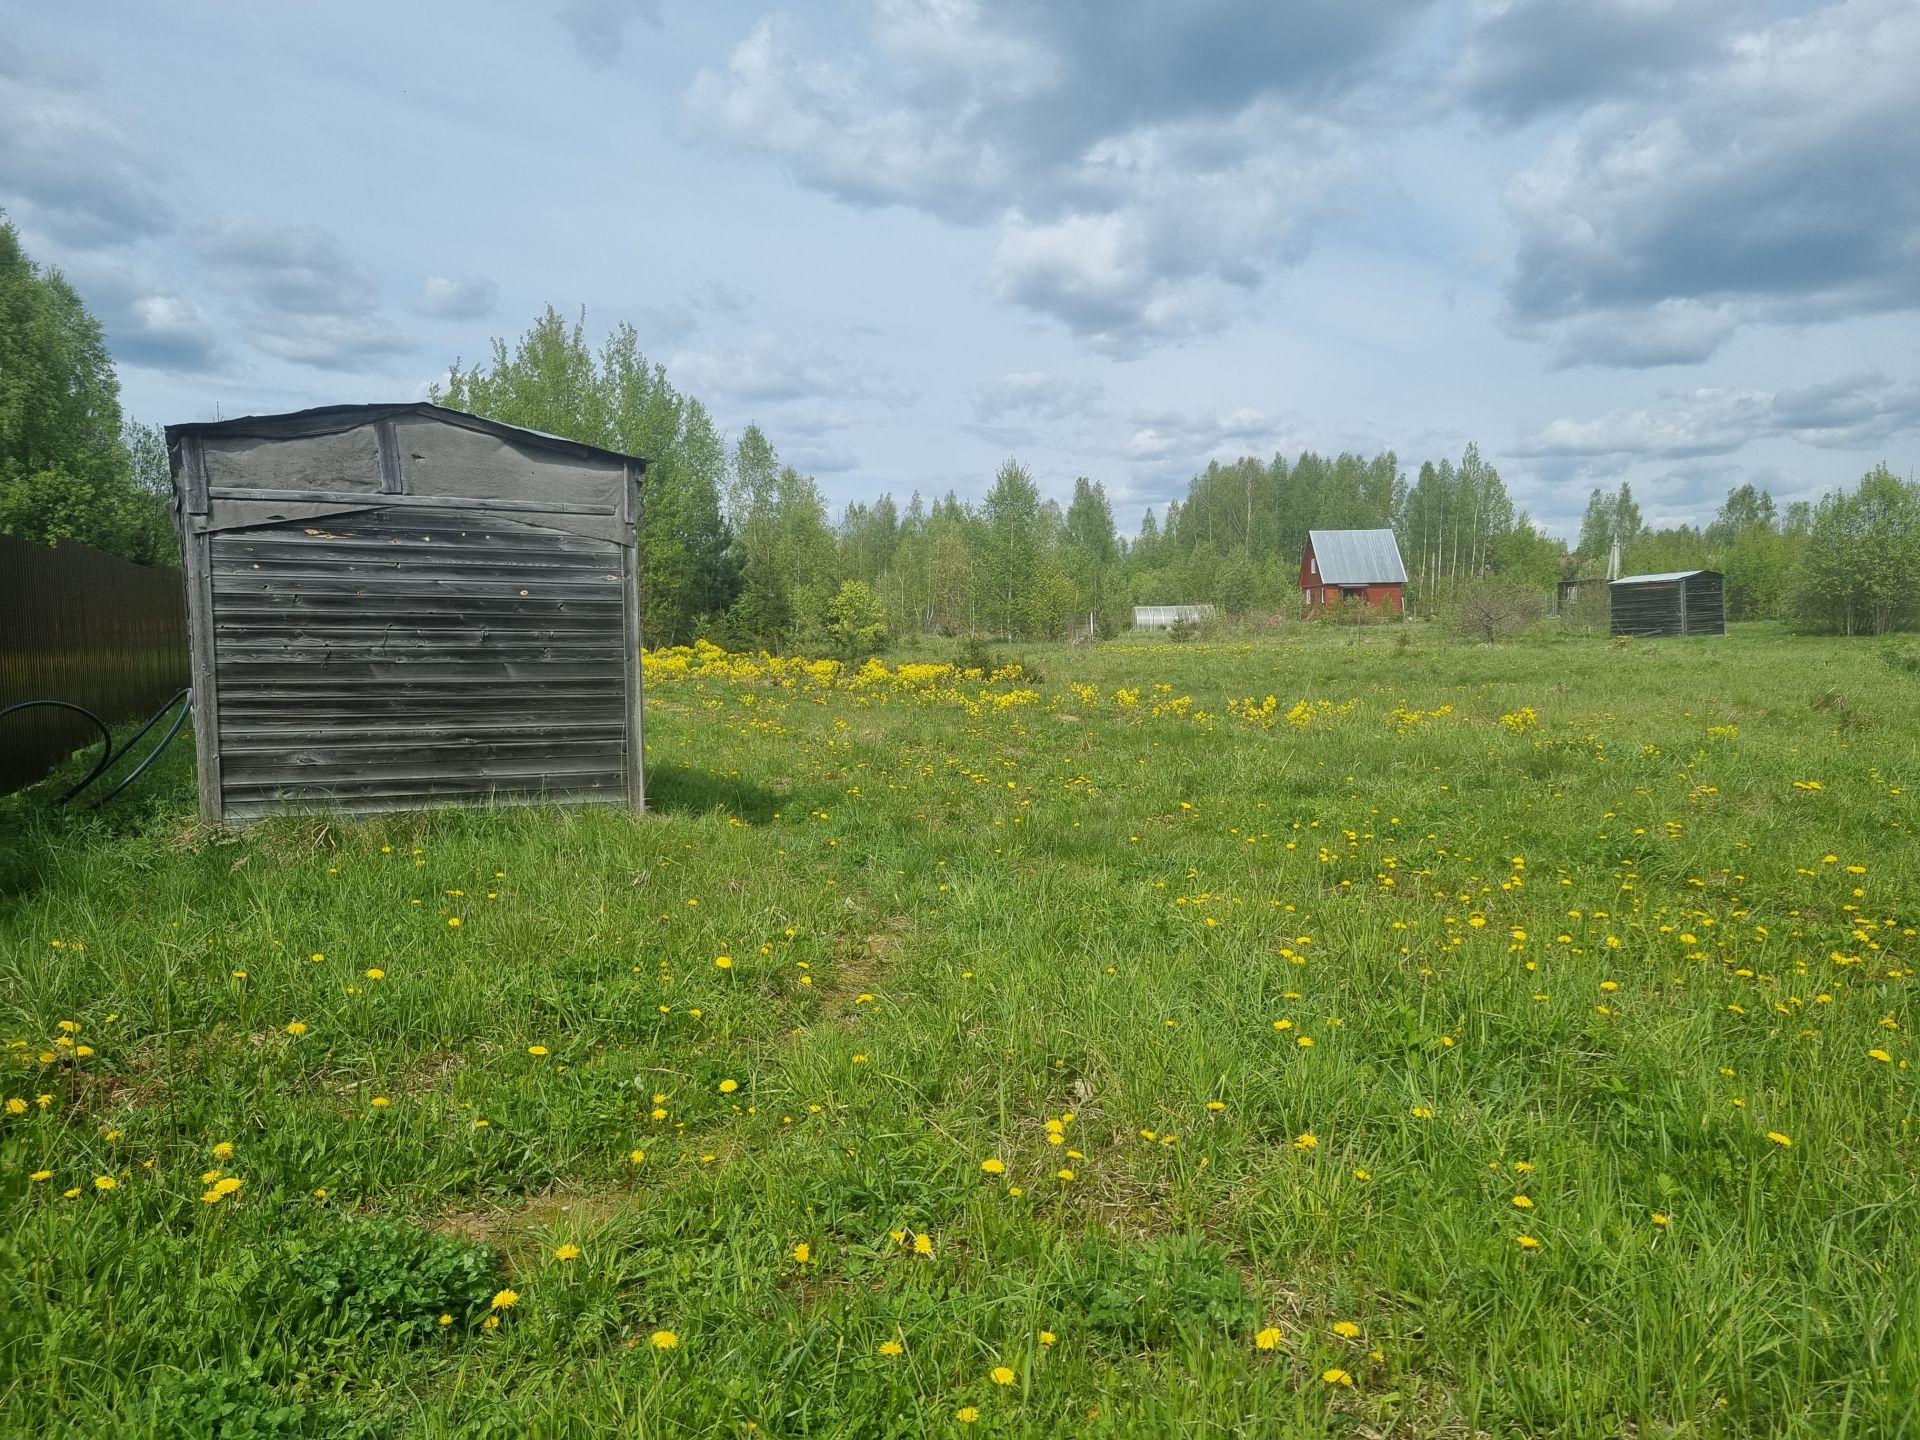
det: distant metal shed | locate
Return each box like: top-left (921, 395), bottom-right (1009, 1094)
top-left (168, 403), bottom-right (647, 822)
top-left (1609, 570), bottom-right (1726, 638)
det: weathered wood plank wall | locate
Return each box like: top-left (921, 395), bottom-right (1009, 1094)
top-left (171, 404), bottom-right (645, 822)
top-left (207, 508), bottom-right (628, 818)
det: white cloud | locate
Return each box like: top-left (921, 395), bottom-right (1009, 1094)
top-left (0, 56), bottom-right (170, 248)
top-left (200, 219), bottom-right (408, 370)
top-left (555, 0), bottom-right (660, 69)
top-left (684, 5), bottom-right (1423, 350)
top-left (415, 275), bottom-right (498, 322)
top-left (1502, 0), bottom-right (1920, 363)
top-left (1516, 373), bottom-right (1920, 461)
top-left (970, 371), bottom-right (1109, 423)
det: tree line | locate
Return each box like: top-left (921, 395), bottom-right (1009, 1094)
top-left (0, 218), bottom-right (172, 566)
top-left (1572, 473), bottom-right (1920, 634)
top-left (5, 237), bottom-right (1916, 641)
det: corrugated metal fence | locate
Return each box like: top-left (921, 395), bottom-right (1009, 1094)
top-left (0, 535), bottom-right (189, 793)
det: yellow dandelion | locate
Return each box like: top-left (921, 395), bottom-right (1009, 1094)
top-left (718, 1078), bottom-right (739, 1094)
top-left (1516, 1235), bottom-right (1540, 1249)
top-left (1766, 1131), bottom-right (1792, 1148)
top-left (555, 1244), bottom-right (582, 1261)
top-left (991, 1365), bottom-right (1015, 1386)
top-left (1651, 1212), bottom-right (1670, 1227)
top-left (491, 1289), bottom-right (519, 1310)
top-left (714, 955), bottom-right (733, 968)
top-left (1332, 1320), bottom-right (1361, 1339)
top-left (1039, 1330), bottom-right (1056, 1346)
top-left (792, 1242), bottom-right (811, 1264)
top-left (30, 1169), bottom-right (53, 1182)
top-left (93, 1175), bottom-right (116, 1191)
top-left (1323, 1367), bottom-right (1353, 1386)
top-left (527, 1045), bottom-right (549, 1056)
top-left (1294, 1132), bottom-right (1318, 1151)
top-left (956, 1407), bottom-right (979, 1424)
top-left (285, 1021), bottom-right (308, 1036)
top-left (365, 968), bottom-right (385, 980)
top-left (1512, 1195), bottom-right (1534, 1209)
top-left (913, 1233), bottom-right (934, 1256)
top-left (1255, 1326), bottom-right (1283, 1350)
top-left (980, 1158), bottom-right (1006, 1174)
top-left (879, 1339), bottom-right (904, 1357)
top-left (651, 1329), bottom-right (678, 1350)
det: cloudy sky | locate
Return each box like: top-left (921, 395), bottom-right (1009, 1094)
top-left (5, 1), bottom-right (1917, 538)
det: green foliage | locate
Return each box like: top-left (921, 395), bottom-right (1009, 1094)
top-left (279, 1215), bottom-right (501, 1339)
top-left (1577, 482), bottom-right (1644, 562)
top-left (0, 217), bottom-right (170, 566)
top-left (133, 1370), bottom-right (387, 1440)
top-left (435, 307), bottom-right (737, 644)
top-left (825, 579), bottom-right (888, 656)
top-left (1790, 464), bottom-right (1920, 635)
top-left (1055, 1233), bottom-right (1256, 1347)
top-left (978, 459), bottom-right (1043, 639)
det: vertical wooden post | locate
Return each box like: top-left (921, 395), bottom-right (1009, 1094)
top-left (176, 435), bottom-right (225, 824)
top-left (621, 461), bottom-right (646, 812)
top-left (374, 416), bottom-right (406, 493)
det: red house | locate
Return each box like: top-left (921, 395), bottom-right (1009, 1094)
top-left (1300, 529), bottom-right (1408, 616)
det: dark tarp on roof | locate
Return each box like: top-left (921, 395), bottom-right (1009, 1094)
top-left (165, 401), bottom-right (647, 474)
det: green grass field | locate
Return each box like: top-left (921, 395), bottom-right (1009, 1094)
top-left (3, 624), bottom-right (1916, 1438)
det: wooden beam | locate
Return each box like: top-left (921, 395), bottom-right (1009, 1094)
top-left (206, 487), bottom-right (618, 519)
top-left (178, 436), bottom-right (225, 823)
top-left (374, 417), bottom-right (406, 494)
top-left (621, 462), bottom-right (646, 812)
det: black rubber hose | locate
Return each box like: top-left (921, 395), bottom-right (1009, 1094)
top-left (63, 688), bottom-right (191, 803)
top-left (86, 689), bottom-right (193, 809)
top-left (0, 699), bottom-right (114, 802)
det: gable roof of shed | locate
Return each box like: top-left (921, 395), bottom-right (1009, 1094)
top-left (165, 402), bottom-right (647, 474)
top-left (1306, 528), bottom-right (1408, 585)
top-left (1610, 569), bottom-right (1720, 586)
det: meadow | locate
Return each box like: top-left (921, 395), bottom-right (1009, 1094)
top-left (2, 623), bottom-right (1915, 1439)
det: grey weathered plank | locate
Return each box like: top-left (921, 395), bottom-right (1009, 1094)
top-left (178, 436), bottom-right (224, 822)
top-left (222, 749), bottom-right (626, 783)
top-left (207, 486), bottom-right (617, 518)
top-left (221, 787), bottom-right (621, 820)
top-left (621, 460), bottom-right (645, 812)
top-left (220, 719), bottom-right (627, 742)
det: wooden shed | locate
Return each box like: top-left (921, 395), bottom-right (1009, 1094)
top-left (1608, 570), bottom-right (1726, 638)
top-left (167, 403), bottom-right (647, 823)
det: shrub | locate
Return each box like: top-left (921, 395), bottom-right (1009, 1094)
top-left (1447, 579), bottom-right (1546, 643)
top-left (951, 633), bottom-right (1043, 683)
